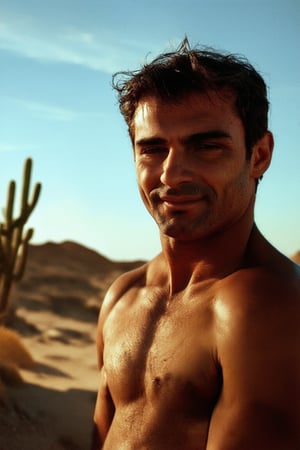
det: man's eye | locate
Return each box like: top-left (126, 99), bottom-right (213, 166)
top-left (194, 142), bottom-right (221, 151)
top-left (140, 147), bottom-right (167, 155)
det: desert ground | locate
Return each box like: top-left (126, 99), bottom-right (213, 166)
top-left (0, 241), bottom-right (143, 450)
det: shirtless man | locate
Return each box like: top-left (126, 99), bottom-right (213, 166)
top-left (92, 39), bottom-right (300, 449)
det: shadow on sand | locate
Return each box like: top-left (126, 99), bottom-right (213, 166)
top-left (0, 382), bottom-right (97, 450)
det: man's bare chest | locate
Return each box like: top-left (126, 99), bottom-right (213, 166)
top-left (103, 287), bottom-right (221, 414)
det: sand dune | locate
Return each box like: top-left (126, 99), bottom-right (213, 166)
top-left (0, 241), bottom-right (143, 450)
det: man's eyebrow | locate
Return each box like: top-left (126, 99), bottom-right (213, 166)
top-left (182, 130), bottom-right (232, 144)
top-left (135, 131), bottom-right (232, 148)
top-left (135, 137), bottom-right (167, 147)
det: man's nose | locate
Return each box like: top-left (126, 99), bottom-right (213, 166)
top-left (160, 148), bottom-right (193, 187)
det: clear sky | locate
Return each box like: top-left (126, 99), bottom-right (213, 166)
top-left (1, 0), bottom-right (299, 261)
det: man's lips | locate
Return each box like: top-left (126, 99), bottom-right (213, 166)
top-left (160, 195), bottom-right (206, 207)
top-left (150, 185), bottom-right (210, 208)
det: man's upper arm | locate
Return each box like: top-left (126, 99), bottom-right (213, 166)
top-left (93, 367), bottom-right (115, 448)
top-left (92, 265), bottom-right (147, 448)
top-left (207, 275), bottom-right (300, 449)
top-left (92, 279), bottom-right (124, 447)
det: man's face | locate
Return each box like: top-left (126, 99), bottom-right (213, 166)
top-left (133, 90), bottom-right (258, 241)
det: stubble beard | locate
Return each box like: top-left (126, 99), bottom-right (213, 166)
top-left (152, 177), bottom-right (252, 242)
top-left (153, 202), bottom-right (215, 242)
top-left (146, 163), bottom-right (253, 242)
top-left (149, 183), bottom-right (214, 241)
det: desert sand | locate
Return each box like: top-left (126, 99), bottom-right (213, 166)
top-left (0, 241), bottom-right (143, 450)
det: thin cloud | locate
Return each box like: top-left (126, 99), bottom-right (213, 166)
top-left (20, 100), bottom-right (78, 122)
top-left (4, 96), bottom-right (79, 122)
top-left (0, 144), bottom-right (23, 152)
top-left (2, 94), bottom-right (106, 122)
top-left (0, 12), bottom-right (148, 73)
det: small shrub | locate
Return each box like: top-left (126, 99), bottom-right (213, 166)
top-left (0, 362), bottom-right (23, 386)
top-left (0, 326), bottom-right (34, 369)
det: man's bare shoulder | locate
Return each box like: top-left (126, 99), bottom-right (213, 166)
top-left (208, 256), bottom-right (300, 449)
top-left (225, 226), bottom-right (300, 307)
top-left (214, 251), bottom-right (300, 339)
top-left (100, 262), bottom-right (147, 318)
top-left (213, 248), bottom-right (300, 400)
top-left (98, 253), bottom-right (165, 322)
top-left (220, 251), bottom-right (299, 307)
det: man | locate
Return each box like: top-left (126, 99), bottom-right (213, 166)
top-left (92, 39), bottom-right (300, 449)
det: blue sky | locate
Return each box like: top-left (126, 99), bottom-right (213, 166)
top-left (1, 0), bottom-right (299, 261)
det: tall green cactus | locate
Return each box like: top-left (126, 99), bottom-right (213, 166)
top-left (0, 158), bottom-right (41, 321)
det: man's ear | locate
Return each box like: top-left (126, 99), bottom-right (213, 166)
top-left (250, 131), bottom-right (274, 179)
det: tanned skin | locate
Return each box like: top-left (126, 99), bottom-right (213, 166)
top-left (92, 91), bottom-right (300, 450)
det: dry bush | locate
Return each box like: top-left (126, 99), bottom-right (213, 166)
top-left (0, 361), bottom-right (23, 386)
top-left (291, 251), bottom-right (300, 265)
top-left (0, 361), bottom-right (24, 406)
top-left (0, 327), bottom-right (34, 369)
top-left (0, 379), bottom-right (7, 405)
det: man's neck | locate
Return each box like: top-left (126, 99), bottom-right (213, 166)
top-left (160, 220), bottom-right (255, 295)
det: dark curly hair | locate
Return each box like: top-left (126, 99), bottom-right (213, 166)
top-left (112, 38), bottom-right (270, 158)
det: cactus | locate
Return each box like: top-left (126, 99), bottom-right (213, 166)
top-left (0, 158), bottom-right (41, 321)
